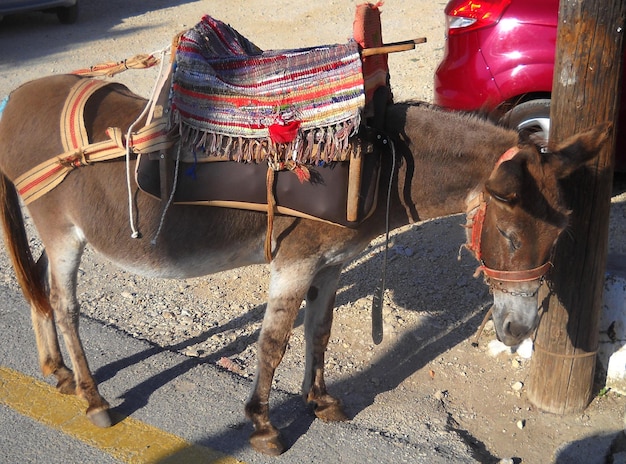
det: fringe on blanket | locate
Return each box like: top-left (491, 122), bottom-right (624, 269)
top-left (177, 117), bottom-right (362, 165)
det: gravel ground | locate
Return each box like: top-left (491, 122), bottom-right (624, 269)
top-left (2, 1), bottom-right (626, 463)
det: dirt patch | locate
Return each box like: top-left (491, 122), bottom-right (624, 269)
top-left (1, 1), bottom-right (625, 462)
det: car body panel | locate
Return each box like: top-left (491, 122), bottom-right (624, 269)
top-left (481, 22), bottom-right (555, 103)
top-left (435, 32), bottom-right (502, 110)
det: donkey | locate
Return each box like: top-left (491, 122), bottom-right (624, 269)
top-left (0, 74), bottom-right (609, 455)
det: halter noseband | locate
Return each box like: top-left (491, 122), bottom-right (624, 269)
top-left (464, 147), bottom-right (553, 284)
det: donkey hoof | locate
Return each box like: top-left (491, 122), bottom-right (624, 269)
top-left (249, 428), bottom-right (285, 456)
top-left (314, 402), bottom-right (349, 422)
top-left (310, 395), bottom-right (349, 422)
top-left (87, 407), bottom-right (112, 428)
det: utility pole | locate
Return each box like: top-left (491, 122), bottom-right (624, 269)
top-left (527, 0), bottom-right (625, 413)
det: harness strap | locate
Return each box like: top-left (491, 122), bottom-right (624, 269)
top-left (464, 146), bottom-right (553, 283)
top-left (60, 79), bottom-right (110, 152)
top-left (15, 78), bottom-right (173, 205)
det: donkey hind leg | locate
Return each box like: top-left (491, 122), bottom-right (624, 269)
top-left (45, 239), bottom-right (111, 428)
top-left (30, 250), bottom-right (76, 395)
top-left (245, 260), bottom-right (316, 456)
top-left (302, 264), bottom-right (348, 422)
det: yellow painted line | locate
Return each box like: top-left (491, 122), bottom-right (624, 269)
top-left (0, 366), bottom-right (245, 464)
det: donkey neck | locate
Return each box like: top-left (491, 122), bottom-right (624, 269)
top-left (383, 103), bottom-right (520, 228)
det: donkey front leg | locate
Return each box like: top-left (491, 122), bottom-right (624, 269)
top-left (302, 264), bottom-right (348, 422)
top-left (245, 261), bottom-right (313, 456)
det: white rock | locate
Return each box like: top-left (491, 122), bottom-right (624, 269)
top-left (512, 381), bottom-right (524, 392)
top-left (515, 338), bottom-right (534, 359)
top-left (488, 339), bottom-right (510, 357)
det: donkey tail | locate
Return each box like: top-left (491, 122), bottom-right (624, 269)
top-left (0, 173), bottom-right (52, 317)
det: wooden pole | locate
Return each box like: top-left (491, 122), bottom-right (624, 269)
top-left (527, 0), bottom-right (625, 414)
top-left (360, 38), bottom-right (426, 57)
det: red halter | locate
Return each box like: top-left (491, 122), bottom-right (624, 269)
top-left (464, 147), bottom-right (553, 283)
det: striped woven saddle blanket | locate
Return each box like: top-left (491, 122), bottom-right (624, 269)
top-left (170, 15), bottom-right (366, 165)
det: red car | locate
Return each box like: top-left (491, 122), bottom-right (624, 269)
top-left (434, 0), bottom-right (626, 171)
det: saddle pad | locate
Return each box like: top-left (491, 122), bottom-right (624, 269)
top-left (171, 15), bottom-right (365, 165)
top-left (136, 143), bottom-right (381, 228)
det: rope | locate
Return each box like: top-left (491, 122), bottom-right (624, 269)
top-left (533, 343), bottom-right (597, 359)
top-left (66, 44), bottom-right (172, 239)
top-left (471, 305), bottom-right (494, 347)
top-left (123, 46), bottom-right (170, 239)
top-left (151, 143), bottom-right (182, 246)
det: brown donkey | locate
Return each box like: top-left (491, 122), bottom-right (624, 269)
top-left (0, 74), bottom-right (609, 455)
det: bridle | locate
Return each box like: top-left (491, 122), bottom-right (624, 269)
top-left (462, 146), bottom-right (557, 345)
top-left (462, 147), bottom-right (553, 288)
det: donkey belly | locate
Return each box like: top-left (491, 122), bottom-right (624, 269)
top-left (77, 208), bottom-right (269, 280)
top-left (97, 241), bottom-right (267, 280)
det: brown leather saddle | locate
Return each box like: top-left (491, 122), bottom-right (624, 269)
top-left (135, 124), bottom-right (387, 228)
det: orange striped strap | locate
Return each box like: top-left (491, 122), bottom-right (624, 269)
top-left (60, 79), bottom-right (110, 151)
top-left (15, 79), bottom-right (174, 205)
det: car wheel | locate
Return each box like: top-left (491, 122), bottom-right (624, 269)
top-left (500, 99), bottom-right (551, 143)
top-left (57, 4), bottom-right (78, 24)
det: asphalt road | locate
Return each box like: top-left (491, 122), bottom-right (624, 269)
top-left (0, 282), bottom-right (479, 463)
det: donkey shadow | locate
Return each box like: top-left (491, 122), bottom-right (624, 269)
top-left (89, 213), bottom-right (492, 456)
top-left (80, 174), bottom-right (626, 458)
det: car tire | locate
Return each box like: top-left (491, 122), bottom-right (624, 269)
top-left (57, 4), bottom-right (78, 24)
top-left (500, 99), bottom-right (551, 142)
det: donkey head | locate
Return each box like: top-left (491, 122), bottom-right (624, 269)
top-left (466, 122), bottom-right (611, 346)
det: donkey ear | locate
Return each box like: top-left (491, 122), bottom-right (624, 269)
top-left (485, 158), bottom-right (524, 206)
top-left (545, 122), bottom-right (612, 179)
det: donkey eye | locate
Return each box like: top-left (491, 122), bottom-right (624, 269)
top-left (497, 226), bottom-right (522, 251)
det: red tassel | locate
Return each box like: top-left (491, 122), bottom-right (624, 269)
top-left (293, 165), bottom-right (311, 183)
top-left (269, 120), bottom-right (301, 144)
